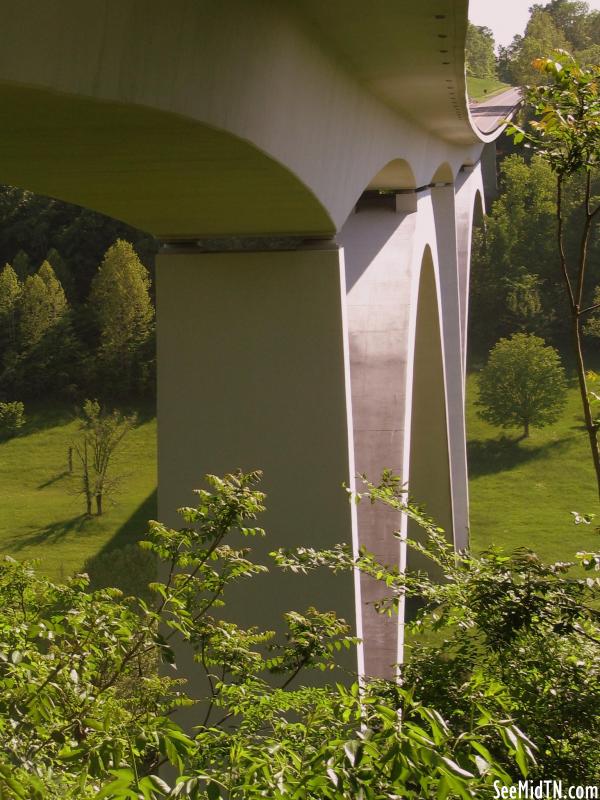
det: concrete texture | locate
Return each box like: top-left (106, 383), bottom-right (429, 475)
top-left (0, 0), bottom-right (491, 236)
top-left (0, 1), bottom-right (514, 683)
top-left (156, 245), bottom-right (363, 672)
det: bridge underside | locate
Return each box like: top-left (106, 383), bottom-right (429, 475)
top-left (0, 0), bottom-right (492, 680)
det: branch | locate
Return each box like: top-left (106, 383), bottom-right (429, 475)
top-left (576, 170), bottom-right (594, 308)
top-left (579, 302), bottom-right (600, 316)
top-left (557, 176), bottom-right (576, 311)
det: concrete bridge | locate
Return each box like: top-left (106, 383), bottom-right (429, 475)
top-left (0, 1), bottom-right (513, 679)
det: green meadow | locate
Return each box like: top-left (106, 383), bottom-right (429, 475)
top-left (467, 374), bottom-right (599, 561)
top-left (0, 404), bottom-right (156, 581)
top-left (466, 76), bottom-right (511, 101)
top-left (1, 379), bottom-right (598, 585)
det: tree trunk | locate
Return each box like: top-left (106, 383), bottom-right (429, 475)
top-left (572, 315), bottom-right (600, 500)
top-left (556, 174), bottom-right (600, 500)
top-left (95, 493), bottom-right (103, 516)
top-left (523, 420), bottom-right (529, 438)
top-left (85, 495), bottom-right (92, 516)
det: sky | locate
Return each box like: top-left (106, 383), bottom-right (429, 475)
top-left (469, 0), bottom-right (600, 48)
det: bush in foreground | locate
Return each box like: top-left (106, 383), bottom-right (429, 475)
top-left (0, 471), bottom-right (532, 799)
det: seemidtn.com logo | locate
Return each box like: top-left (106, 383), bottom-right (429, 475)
top-left (494, 781), bottom-right (599, 800)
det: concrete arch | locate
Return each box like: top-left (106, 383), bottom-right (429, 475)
top-left (455, 167), bottom-right (486, 374)
top-left (0, 1), bottom-right (487, 237)
top-left (406, 243), bottom-right (453, 563)
top-left (430, 162), bottom-right (455, 185)
top-left (0, 81), bottom-right (334, 239)
top-left (366, 158), bottom-right (416, 191)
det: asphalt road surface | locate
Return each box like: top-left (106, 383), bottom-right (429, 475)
top-left (469, 87), bottom-right (522, 134)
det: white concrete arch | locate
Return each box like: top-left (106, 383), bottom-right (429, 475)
top-left (406, 243), bottom-right (453, 550)
top-left (0, 82), bottom-right (334, 239)
top-left (367, 159), bottom-right (417, 191)
top-left (0, 0), bottom-right (486, 237)
top-left (338, 187), bottom-right (455, 677)
top-left (455, 166), bottom-right (486, 376)
top-left (430, 162), bottom-right (455, 185)
top-left (0, 1), bottom-right (511, 696)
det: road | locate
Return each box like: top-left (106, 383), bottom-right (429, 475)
top-left (469, 87), bottom-right (522, 134)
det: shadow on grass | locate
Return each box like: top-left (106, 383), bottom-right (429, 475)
top-left (37, 470), bottom-right (70, 489)
top-left (15, 401), bottom-right (155, 438)
top-left (83, 489), bottom-right (157, 601)
top-left (19, 405), bottom-right (76, 436)
top-left (94, 488), bottom-right (157, 556)
top-left (7, 514), bottom-right (93, 551)
top-left (467, 435), bottom-right (573, 478)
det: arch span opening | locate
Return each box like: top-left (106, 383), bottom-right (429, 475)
top-left (366, 158), bottom-right (416, 191)
top-left (407, 246), bottom-right (453, 576)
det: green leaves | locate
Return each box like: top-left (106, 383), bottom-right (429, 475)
top-left (4, 469), bottom-right (580, 796)
top-left (476, 332), bottom-right (567, 437)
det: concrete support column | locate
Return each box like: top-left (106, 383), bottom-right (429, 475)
top-left (339, 204), bottom-right (419, 677)
top-left (156, 242), bottom-right (362, 678)
top-left (455, 164), bottom-right (485, 377)
top-left (432, 186), bottom-right (469, 550)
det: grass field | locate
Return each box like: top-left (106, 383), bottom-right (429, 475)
top-left (0, 404), bottom-right (156, 581)
top-left (467, 374), bottom-right (599, 562)
top-left (466, 77), bottom-right (511, 101)
top-left (1, 382), bottom-right (597, 585)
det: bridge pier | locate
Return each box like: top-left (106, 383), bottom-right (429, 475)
top-left (155, 166), bottom-right (483, 684)
top-left (155, 241), bottom-right (363, 675)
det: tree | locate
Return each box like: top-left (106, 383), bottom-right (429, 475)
top-left (540, 0), bottom-right (594, 50)
top-left (507, 10), bottom-right (570, 85)
top-left (46, 246), bottom-right (74, 301)
top-left (89, 240), bottom-right (154, 397)
top-left (11, 249), bottom-right (31, 281)
top-left (507, 53), bottom-right (600, 495)
top-left (466, 23), bottom-right (497, 79)
top-left (0, 263), bottom-right (21, 360)
top-left (72, 399), bottom-right (136, 516)
top-left (469, 155), bottom-right (562, 352)
top-left (477, 333), bottom-right (567, 438)
top-left (18, 261), bottom-right (67, 351)
top-left (0, 471), bottom-right (531, 799)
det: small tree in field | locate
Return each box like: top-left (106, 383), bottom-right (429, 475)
top-left (477, 333), bottom-right (567, 438)
top-left (72, 399), bottom-right (136, 516)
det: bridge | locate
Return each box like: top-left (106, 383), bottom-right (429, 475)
top-left (0, 0), bottom-right (515, 680)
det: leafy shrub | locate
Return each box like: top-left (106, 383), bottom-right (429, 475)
top-left (0, 471), bottom-right (529, 799)
top-left (357, 473), bottom-right (600, 782)
top-left (0, 400), bottom-right (25, 438)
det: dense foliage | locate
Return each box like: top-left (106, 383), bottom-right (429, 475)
top-left (0, 471), bottom-right (535, 799)
top-left (465, 24), bottom-right (497, 80)
top-left (0, 185), bottom-right (156, 403)
top-left (497, 1), bottom-right (600, 84)
top-left (506, 53), bottom-right (600, 493)
top-left (361, 475), bottom-right (600, 783)
top-left (469, 155), bottom-right (600, 355)
top-left (0, 400), bottom-right (25, 438)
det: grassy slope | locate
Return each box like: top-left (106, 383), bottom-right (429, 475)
top-left (467, 374), bottom-right (599, 561)
top-left (0, 405), bottom-right (156, 581)
top-left (466, 77), bottom-right (511, 101)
